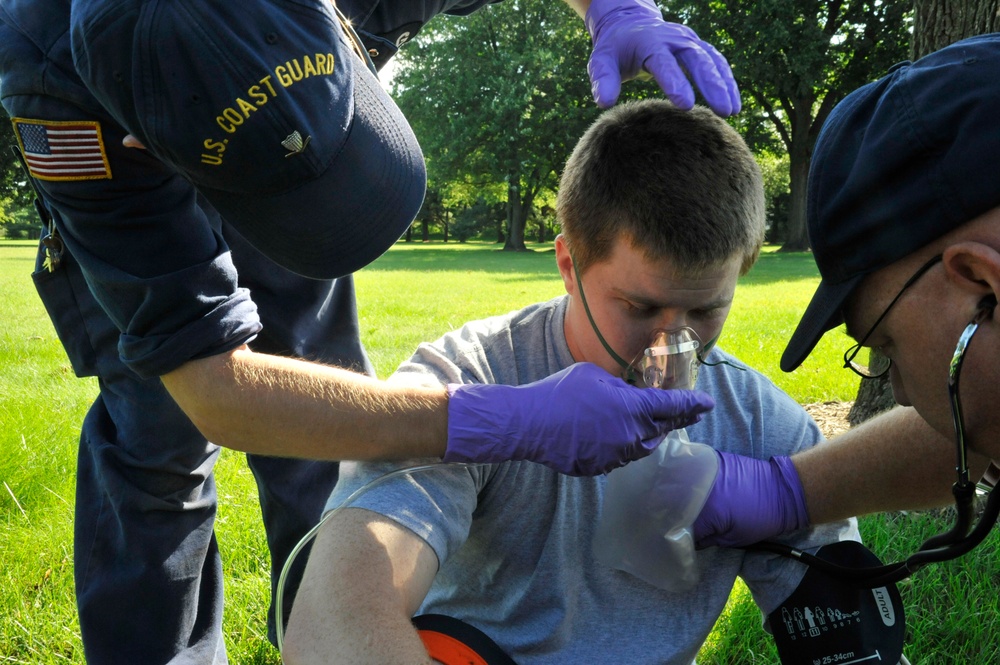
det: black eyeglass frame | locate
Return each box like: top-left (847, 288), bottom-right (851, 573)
top-left (843, 255), bottom-right (943, 379)
top-left (754, 293), bottom-right (999, 587)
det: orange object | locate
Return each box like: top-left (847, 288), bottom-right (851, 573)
top-left (418, 628), bottom-right (489, 665)
top-left (412, 614), bottom-right (516, 664)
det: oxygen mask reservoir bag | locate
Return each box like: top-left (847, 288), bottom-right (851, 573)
top-left (596, 326), bottom-right (718, 592)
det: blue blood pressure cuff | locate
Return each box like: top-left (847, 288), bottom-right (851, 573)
top-left (769, 541), bottom-right (905, 665)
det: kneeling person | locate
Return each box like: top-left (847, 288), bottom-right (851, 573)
top-left (283, 100), bottom-right (859, 664)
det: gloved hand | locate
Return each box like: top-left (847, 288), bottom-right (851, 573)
top-left (585, 0), bottom-right (740, 116)
top-left (692, 452), bottom-right (810, 548)
top-left (444, 362), bottom-right (715, 476)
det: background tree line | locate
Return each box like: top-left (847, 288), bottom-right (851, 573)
top-left (0, 117), bottom-right (38, 239)
top-left (0, 0), bottom-right (992, 256)
top-left (387, 0), bottom-right (913, 250)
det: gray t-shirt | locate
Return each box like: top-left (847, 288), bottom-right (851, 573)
top-left (327, 296), bottom-right (859, 665)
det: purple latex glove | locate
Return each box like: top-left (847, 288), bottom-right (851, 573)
top-left (585, 0), bottom-right (740, 115)
top-left (444, 362), bottom-right (715, 476)
top-left (692, 452), bottom-right (810, 548)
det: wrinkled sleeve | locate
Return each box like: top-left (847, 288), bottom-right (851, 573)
top-left (18, 100), bottom-right (260, 379)
top-left (325, 458), bottom-right (483, 569)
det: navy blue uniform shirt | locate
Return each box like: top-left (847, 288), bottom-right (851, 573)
top-left (0, 0), bottom-right (498, 379)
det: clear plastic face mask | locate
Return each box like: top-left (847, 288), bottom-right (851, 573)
top-left (626, 327), bottom-right (702, 390)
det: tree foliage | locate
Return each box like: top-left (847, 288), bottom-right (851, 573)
top-left (0, 107), bottom-right (40, 238)
top-left (672, 0), bottom-right (911, 249)
top-left (452, 197), bottom-right (503, 242)
top-left (390, 0), bottom-right (602, 250)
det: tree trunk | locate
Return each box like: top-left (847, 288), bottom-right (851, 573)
top-left (405, 225), bottom-right (413, 242)
top-left (779, 99), bottom-right (816, 251)
top-left (850, 0), bottom-right (998, 425)
top-left (847, 353), bottom-right (895, 426)
top-left (781, 147), bottom-right (811, 251)
top-left (443, 210), bottom-right (449, 244)
top-left (912, 0), bottom-right (1000, 58)
top-left (502, 180), bottom-right (528, 251)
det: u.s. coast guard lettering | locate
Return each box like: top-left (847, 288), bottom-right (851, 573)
top-left (201, 53), bottom-right (335, 165)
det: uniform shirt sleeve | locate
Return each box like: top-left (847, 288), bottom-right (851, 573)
top-left (1, 8), bottom-right (260, 378)
top-left (323, 337), bottom-right (497, 567)
top-left (17, 100), bottom-right (259, 379)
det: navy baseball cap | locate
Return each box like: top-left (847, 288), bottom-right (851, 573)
top-left (70, 0), bottom-right (426, 280)
top-left (781, 33), bottom-right (1000, 372)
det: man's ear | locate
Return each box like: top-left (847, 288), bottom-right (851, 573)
top-left (554, 234), bottom-right (577, 297)
top-left (941, 241), bottom-right (1000, 304)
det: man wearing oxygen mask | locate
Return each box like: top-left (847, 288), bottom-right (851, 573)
top-left (282, 100), bottom-right (860, 665)
top-left (690, 35), bottom-right (1000, 562)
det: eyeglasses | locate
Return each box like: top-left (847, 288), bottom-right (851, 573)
top-left (843, 255), bottom-right (943, 378)
top-left (754, 293), bottom-right (999, 587)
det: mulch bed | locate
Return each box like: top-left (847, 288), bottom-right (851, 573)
top-left (803, 401), bottom-right (854, 439)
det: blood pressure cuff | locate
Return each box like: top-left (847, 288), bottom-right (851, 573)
top-left (769, 541), bottom-right (905, 665)
top-left (414, 614), bottom-right (517, 665)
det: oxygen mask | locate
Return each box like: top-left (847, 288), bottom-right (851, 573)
top-left (596, 325), bottom-right (718, 593)
top-left (625, 327), bottom-right (702, 390)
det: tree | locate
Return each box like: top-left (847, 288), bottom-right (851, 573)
top-left (849, 0), bottom-right (1000, 425)
top-left (415, 187), bottom-right (448, 242)
top-left (912, 0), bottom-right (1000, 57)
top-left (0, 107), bottom-right (40, 239)
top-left (673, 0), bottom-right (911, 250)
top-left (390, 0), bottom-right (600, 251)
top-left (758, 150), bottom-right (791, 244)
top-left (452, 197), bottom-right (502, 242)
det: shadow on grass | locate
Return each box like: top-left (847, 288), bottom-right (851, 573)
top-left (362, 242), bottom-right (560, 277)
top-left (2, 239), bottom-right (822, 285)
top-left (365, 241), bottom-right (820, 285)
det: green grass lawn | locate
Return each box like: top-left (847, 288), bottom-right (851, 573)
top-left (2, 239), bottom-right (998, 663)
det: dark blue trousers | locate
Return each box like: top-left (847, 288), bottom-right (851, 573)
top-left (34, 228), bottom-right (371, 664)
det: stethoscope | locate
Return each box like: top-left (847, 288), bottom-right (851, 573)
top-left (752, 295), bottom-right (999, 588)
top-left (572, 253), bottom-right (1000, 585)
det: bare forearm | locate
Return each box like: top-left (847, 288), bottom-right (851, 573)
top-left (794, 406), bottom-right (991, 523)
top-left (563, 0), bottom-right (589, 19)
top-left (161, 346), bottom-right (448, 460)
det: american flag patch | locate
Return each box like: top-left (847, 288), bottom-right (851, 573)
top-left (12, 118), bottom-right (112, 181)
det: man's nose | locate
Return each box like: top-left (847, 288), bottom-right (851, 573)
top-left (653, 312), bottom-right (687, 332)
